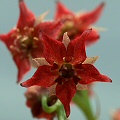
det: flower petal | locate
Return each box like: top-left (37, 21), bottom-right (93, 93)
top-left (21, 65), bottom-right (58, 87)
top-left (77, 64), bottom-right (112, 84)
top-left (32, 21), bottom-right (63, 59)
top-left (78, 2), bottom-right (105, 28)
top-left (34, 21), bottom-right (63, 39)
top-left (47, 84), bottom-right (57, 96)
top-left (54, 1), bottom-right (74, 20)
top-left (85, 29), bottom-right (100, 46)
top-left (83, 56), bottom-right (99, 64)
top-left (17, 0), bottom-right (35, 29)
top-left (31, 38), bottom-right (44, 58)
top-left (66, 29), bottom-right (91, 64)
top-left (40, 32), bottom-right (66, 65)
top-left (56, 80), bottom-right (76, 117)
top-left (13, 54), bottom-right (31, 83)
top-left (0, 29), bottom-right (16, 50)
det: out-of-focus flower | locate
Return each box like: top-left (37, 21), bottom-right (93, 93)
top-left (25, 86), bottom-right (57, 119)
top-left (112, 109), bottom-right (120, 120)
top-left (21, 29), bottom-right (112, 117)
top-left (54, 1), bottom-right (105, 45)
top-left (0, 0), bottom-right (62, 83)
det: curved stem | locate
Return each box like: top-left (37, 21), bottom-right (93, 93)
top-left (41, 95), bottom-right (59, 113)
top-left (41, 95), bottom-right (67, 120)
top-left (73, 90), bottom-right (97, 120)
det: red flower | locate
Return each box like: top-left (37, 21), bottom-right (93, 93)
top-left (0, 0), bottom-right (62, 83)
top-left (21, 29), bottom-right (112, 117)
top-left (54, 1), bottom-right (105, 45)
top-left (25, 86), bottom-right (57, 119)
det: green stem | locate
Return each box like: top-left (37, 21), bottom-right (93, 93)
top-left (72, 90), bottom-right (97, 120)
top-left (57, 105), bottom-right (67, 120)
top-left (41, 96), bottom-right (67, 120)
top-left (41, 95), bottom-right (59, 113)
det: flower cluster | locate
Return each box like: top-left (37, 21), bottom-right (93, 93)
top-left (0, 0), bottom-right (112, 119)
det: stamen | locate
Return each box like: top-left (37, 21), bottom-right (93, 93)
top-left (17, 35), bottom-right (21, 40)
top-left (21, 36), bottom-right (28, 42)
top-left (24, 26), bottom-right (28, 31)
top-left (10, 45), bottom-right (14, 49)
top-left (33, 37), bottom-right (39, 41)
top-left (29, 27), bottom-right (34, 32)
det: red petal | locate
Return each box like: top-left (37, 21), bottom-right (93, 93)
top-left (54, 1), bottom-right (74, 20)
top-left (31, 39), bottom-right (44, 58)
top-left (78, 2), bottom-right (105, 28)
top-left (56, 80), bottom-right (76, 117)
top-left (77, 64), bottom-right (112, 84)
top-left (66, 29), bottom-right (91, 64)
top-left (0, 29), bottom-right (16, 50)
top-left (31, 21), bottom-right (63, 58)
top-left (13, 54), bottom-right (31, 83)
top-left (17, 0), bottom-right (35, 29)
top-left (34, 21), bottom-right (63, 39)
top-left (40, 33), bottom-right (66, 65)
top-left (21, 65), bottom-right (58, 87)
top-left (85, 29), bottom-right (100, 46)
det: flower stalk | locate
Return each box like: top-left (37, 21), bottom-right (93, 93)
top-left (41, 95), bottom-right (67, 120)
top-left (73, 90), bottom-right (97, 120)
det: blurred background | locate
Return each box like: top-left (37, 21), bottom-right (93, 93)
top-left (0, 0), bottom-right (119, 120)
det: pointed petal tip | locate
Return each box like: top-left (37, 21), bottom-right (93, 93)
top-left (16, 80), bottom-right (20, 84)
top-left (20, 81), bottom-right (28, 87)
top-left (85, 28), bottom-right (92, 34)
top-left (103, 76), bottom-right (112, 83)
top-left (81, 28), bottom-right (92, 38)
top-left (101, 2), bottom-right (105, 7)
top-left (96, 2), bottom-right (105, 11)
top-left (20, 82), bottom-right (24, 87)
top-left (88, 28), bottom-right (92, 32)
top-left (108, 78), bottom-right (112, 83)
top-left (19, 0), bottom-right (23, 3)
top-left (66, 111), bottom-right (70, 118)
top-left (55, 0), bottom-right (60, 3)
top-left (98, 34), bottom-right (100, 39)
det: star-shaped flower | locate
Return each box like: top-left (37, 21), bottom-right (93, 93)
top-left (0, 0), bottom-right (62, 83)
top-left (21, 29), bottom-right (112, 117)
top-left (54, 1), bottom-right (105, 45)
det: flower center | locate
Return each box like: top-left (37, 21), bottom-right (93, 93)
top-left (55, 63), bottom-right (81, 85)
top-left (59, 21), bottom-right (78, 40)
top-left (59, 64), bottom-right (74, 78)
top-left (10, 26), bottom-right (38, 56)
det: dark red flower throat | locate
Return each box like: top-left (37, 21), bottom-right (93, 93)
top-left (54, 63), bottom-right (80, 85)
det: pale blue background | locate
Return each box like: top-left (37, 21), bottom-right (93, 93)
top-left (0, 0), bottom-right (119, 120)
